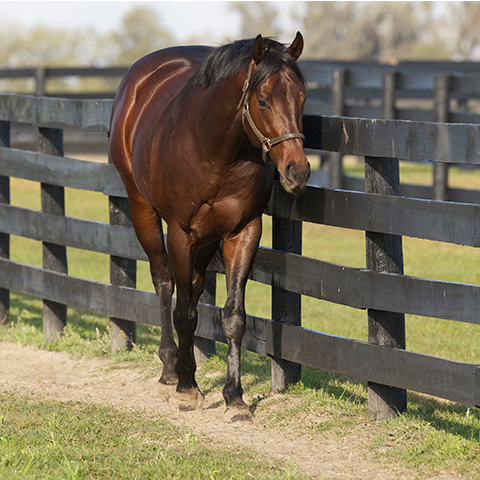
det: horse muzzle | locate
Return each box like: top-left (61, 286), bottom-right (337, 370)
top-left (281, 159), bottom-right (311, 195)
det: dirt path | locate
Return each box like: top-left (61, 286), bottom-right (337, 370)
top-left (0, 342), bottom-right (461, 480)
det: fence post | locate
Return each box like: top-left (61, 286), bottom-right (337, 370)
top-left (329, 69), bottom-right (347, 189)
top-left (109, 195), bottom-right (137, 352)
top-left (194, 270), bottom-right (216, 363)
top-left (35, 67), bottom-right (46, 96)
top-left (0, 120), bottom-right (10, 325)
top-left (365, 155), bottom-right (407, 420)
top-left (433, 75), bottom-right (451, 201)
top-left (39, 127), bottom-right (68, 343)
top-left (270, 216), bottom-right (302, 391)
top-left (382, 71), bottom-right (398, 120)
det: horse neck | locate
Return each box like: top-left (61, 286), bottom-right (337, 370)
top-left (193, 76), bottom-right (250, 159)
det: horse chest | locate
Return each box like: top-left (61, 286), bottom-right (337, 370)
top-left (183, 191), bottom-right (265, 243)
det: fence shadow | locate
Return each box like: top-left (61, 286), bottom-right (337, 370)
top-left (406, 392), bottom-right (480, 443)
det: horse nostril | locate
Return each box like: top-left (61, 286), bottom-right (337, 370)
top-left (285, 162), bottom-right (295, 179)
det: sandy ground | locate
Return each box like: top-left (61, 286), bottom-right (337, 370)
top-left (0, 342), bottom-right (464, 480)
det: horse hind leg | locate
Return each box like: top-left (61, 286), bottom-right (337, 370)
top-left (150, 253), bottom-right (177, 393)
top-left (127, 196), bottom-right (178, 396)
top-left (167, 232), bottom-right (220, 412)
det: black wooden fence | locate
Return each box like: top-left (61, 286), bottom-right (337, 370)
top-left (4, 61), bottom-right (480, 198)
top-left (0, 94), bottom-right (480, 421)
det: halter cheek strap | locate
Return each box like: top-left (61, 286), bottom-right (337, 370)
top-left (237, 62), bottom-right (305, 163)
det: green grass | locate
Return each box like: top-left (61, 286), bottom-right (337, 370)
top-left (0, 392), bottom-right (305, 480)
top-left (2, 161), bottom-right (480, 478)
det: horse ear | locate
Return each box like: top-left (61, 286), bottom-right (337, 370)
top-left (252, 34), bottom-right (266, 65)
top-left (286, 31), bottom-right (304, 60)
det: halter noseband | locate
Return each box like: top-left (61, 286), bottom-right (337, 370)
top-left (237, 62), bottom-right (306, 162)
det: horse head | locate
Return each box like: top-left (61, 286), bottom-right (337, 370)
top-left (240, 32), bottom-right (310, 195)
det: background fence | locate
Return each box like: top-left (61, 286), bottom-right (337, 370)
top-left (4, 60), bottom-right (480, 198)
top-left (0, 93), bottom-right (480, 420)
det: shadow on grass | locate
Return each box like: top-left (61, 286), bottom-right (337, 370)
top-left (300, 365), bottom-right (368, 406)
top-left (406, 392), bottom-right (480, 444)
top-left (6, 296), bottom-right (477, 446)
top-left (212, 349), bottom-right (479, 445)
top-left (9, 292), bottom-right (43, 328)
top-left (7, 292), bottom-right (162, 349)
top-left (199, 343), bottom-right (368, 409)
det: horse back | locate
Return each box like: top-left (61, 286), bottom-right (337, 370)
top-left (110, 46), bottom-right (212, 187)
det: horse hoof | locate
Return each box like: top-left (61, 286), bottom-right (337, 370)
top-left (158, 381), bottom-right (177, 402)
top-left (223, 405), bottom-right (254, 423)
top-left (169, 388), bottom-right (204, 412)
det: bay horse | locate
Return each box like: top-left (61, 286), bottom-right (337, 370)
top-left (109, 32), bottom-right (310, 422)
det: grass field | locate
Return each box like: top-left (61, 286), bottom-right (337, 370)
top-left (0, 389), bottom-right (307, 480)
top-left (2, 158), bottom-right (480, 478)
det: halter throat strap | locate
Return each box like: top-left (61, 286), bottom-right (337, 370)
top-left (237, 62), bottom-right (305, 163)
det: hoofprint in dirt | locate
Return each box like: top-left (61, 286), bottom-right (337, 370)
top-left (0, 342), bottom-right (463, 480)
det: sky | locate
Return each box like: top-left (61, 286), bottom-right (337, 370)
top-left (1, 1), bottom-right (299, 45)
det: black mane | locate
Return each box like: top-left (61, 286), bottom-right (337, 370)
top-left (191, 37), bottom-right (306, 91)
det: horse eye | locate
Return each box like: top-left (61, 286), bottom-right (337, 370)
top-left (257, 98), bottom-right (269, 110)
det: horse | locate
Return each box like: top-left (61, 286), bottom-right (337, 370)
top-left (109, 32), bottom-right (310, 422)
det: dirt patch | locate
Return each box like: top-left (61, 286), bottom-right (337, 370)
top-left (0, 342), bottom-right (461, 480)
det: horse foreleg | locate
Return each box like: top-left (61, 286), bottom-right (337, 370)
top-left (221, 216), bottom-right (262, 422)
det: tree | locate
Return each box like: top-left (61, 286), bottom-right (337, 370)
top-left (445, 1), bottom-right (480, 60)
top-left (229, 2), bottom-right (281, 39)
top-left (106, 7), bottom-right (174, 66)
top-left (0, 24), bottom-right (100, 67)
top-left (298, 1), bottom-right (451, 61)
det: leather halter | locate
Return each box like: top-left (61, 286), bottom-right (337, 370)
top-left (237, 62), bottom-right (306, 162)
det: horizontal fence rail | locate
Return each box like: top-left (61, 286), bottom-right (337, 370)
top-left (4, 61), bottom-right (480, 196)
top-left (0, 94), bottom-right (479, 411)
top-left (4, 60), bottom-right (480, 115)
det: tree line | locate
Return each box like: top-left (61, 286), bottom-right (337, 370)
top-left (1, 1), bottom-right (480, 69)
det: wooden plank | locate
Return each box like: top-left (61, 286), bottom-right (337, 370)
top-left (38, 126), bottom-right (67, 343)
top-left (267, 182), bottom-right (480, 247)
top-left (433, 75), bottom-right (451, 202)
top-left (251, 247), bottom-right (480, 326)
top-left (329, 69), bottom-right (346, 189)
top-left (4, 148), bottom-right (480, 248)
top-left (42, 66), bottom-right (127, 78)
top-left (0, 258), bottom-right (266, 355)
top-left (3, 94), bottom-right (480, 166)
top-left (109, 194), bottom-right (137, 351)
top-left (4, 203), bottom-right (480, 326)
top-left (364, 154), bottom-right (407, 419)
top-left (270, 215), bottom-right (302, 390)
top-left (0, 67), bottom-right (126, 80)
top-left (303, 114), bottom-right (480, 165)
top-left (35, 97), bottom-right (112, 131)
top-left (0, 147), bottom-right (126, 196)
top-left (264, 320), bottom-right (479, 407)
top-left (0, 120), bottom-right (9, 325)
top-left (0, 204), bottom-right (146, 261)
top-left (0, 95), bottom-right (36, 125)
top-left (195, 271), bottom-right (217, 362)
top-left (476, 367), bottom-right (480, 408)
top-left (0, 68), bottom-right (37, 79)
top-left (0, 94), bottom-right (112, 131)
top-left (343, 174), bottom-right (480, 206)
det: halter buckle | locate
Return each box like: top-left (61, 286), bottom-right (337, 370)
top-left (262, 138), bottom-right (272, 154)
